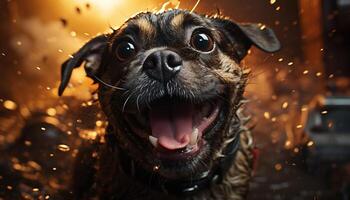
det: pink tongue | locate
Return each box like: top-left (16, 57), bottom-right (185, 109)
top-left (149, 101), bottom-right (193, 150)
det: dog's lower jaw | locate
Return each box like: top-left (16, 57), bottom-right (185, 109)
top-left (88, 115), bottom-right (253, 200)
top-left (91, 133), bottom-right (253, 200)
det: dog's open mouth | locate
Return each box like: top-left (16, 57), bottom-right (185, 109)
top-left (124, 96), bottom-right (221, 160)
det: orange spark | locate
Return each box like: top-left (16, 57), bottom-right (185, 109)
top-left (190, 0), bottom-right (201, 13)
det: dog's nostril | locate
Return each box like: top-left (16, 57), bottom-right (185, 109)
top-left (166, 53), bottom-right (182, 70)
top-left (143, 53), bottom-right (160, 70)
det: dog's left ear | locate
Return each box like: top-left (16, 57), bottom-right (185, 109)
top-left (212, 18), bottom-right (281, 60)
top-left (58, 35), bottom-right (109, 96)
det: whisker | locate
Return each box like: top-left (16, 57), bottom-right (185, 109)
top-left (121, 90), bottom-right (130, 98)
top-left (122, 91), bottom-right (134, 113)
top-left (91, 74), bottom-right (126, 91)
top-left (146, 94), bottom-right (152, 110)
top-left (136, 94), bottom-right (141, 113)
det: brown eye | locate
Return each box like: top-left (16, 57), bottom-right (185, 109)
top-left (115, 41), bottom-right (136, 61)
top-left (190, 32), bottom-right (214, 52)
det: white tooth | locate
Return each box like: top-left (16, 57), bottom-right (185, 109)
top-left (149, 135), bottom-right (158, 147)
top-left (190, 128), bottom-right (199, 145)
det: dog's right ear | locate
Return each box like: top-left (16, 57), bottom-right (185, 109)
top-left (58, 35), bottom-right (109, 96)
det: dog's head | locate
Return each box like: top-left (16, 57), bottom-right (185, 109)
top-left (59, 10), bottom-right (280, 180)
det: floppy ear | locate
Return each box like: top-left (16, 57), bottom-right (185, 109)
top-left (58, 35), bottom-right (109, 96)
top-left (212, 18), bottom-right (281, 60)
top-left (237, 23), bottom-right (281, 53)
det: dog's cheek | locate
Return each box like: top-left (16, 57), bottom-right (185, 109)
top-left (211, 53), bottom-right (243, 85)
top-left (177, 62), bottom-right (220, 96)
top-left (120, 56), bottom-right (147, 87)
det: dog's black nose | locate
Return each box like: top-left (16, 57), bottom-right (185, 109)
top-left (143, 50), bottom-right (182, 82)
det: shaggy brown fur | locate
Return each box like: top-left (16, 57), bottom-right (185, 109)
top-left (58, 9), bottom-right (280, 200)
top-left (82, 69), bottom-right (253, 200)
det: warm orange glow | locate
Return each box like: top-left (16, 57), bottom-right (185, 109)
top-left (46, 108), bottom-right (57, 116)
top-left (2, 0), bottom-right (348, 198)
top-left (282, 102), bottom-right (289, 109)
top-left (3, 100), bottom-right (17, 110)
top-left (88, 0), bottom-right (123, 13)
top-left (307, 141), bottom-right (314, 147)
top-left (69, 0), bottom-right (125, 21)
top-left (274, 163), bottom-right (282, 171)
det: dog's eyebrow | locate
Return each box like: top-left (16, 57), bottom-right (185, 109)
top-left (132, 18), bottom-right (156, 38)
top-left (116, 24), bottom-right (140, 38)
top-left (123, 18), bottom-right (156, 38)
top-left (170, 13), bottom-right (185, 29)
top-left (171, 13), bottom-right (208, 30)
top-left (116, 18), bottom-right (155, 40)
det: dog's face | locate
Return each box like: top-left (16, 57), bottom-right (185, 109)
top-left (59, 10), bottom-right (280, 180)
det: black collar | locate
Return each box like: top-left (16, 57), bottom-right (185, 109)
top-left (107, 133), bottom-right (240, 196)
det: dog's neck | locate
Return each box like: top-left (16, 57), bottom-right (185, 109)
top-left (105, 129), bottom-right (241, 197)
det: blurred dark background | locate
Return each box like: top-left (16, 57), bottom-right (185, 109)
top-left (0, 0), bottom-right (350, 199)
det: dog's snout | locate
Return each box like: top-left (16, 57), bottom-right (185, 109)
top-left (143, 50), bottom-right (182, 82)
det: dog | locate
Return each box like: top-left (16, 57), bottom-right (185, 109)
top-left (58, 9), bottom-right (280, 200)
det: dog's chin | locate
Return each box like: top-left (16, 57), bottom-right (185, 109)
top-left (113, 90), bottom-right (229, 179)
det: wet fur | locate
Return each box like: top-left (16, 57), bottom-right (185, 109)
top-left (59, 9), bottom-right (280, 200)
